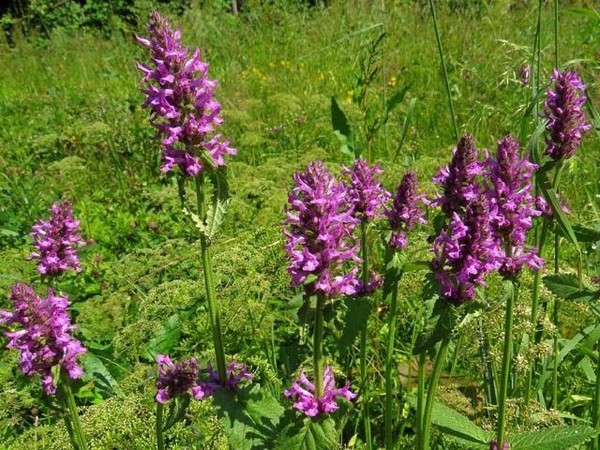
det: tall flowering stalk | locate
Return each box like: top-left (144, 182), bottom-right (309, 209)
top-left (343, 158), bottom-right (389, 449)
top-left (0, 283), bottom-right (87, 449)
top-left (137, 11), bottom-right (238, 387)
top-left (284, 161), bottom-right (358, 414)
top-left (383, 170), bottom-right (426, 450)
top-left (485, 135), bottom-right (542, 449)
top-left (421, 135), bottom-right (503, 450)
top-left (30, 199), bottom-right (85, 277)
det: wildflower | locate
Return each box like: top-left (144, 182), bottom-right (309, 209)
top-left (136, 11), bottom-right (235, 176)
top-left (432, 196), bottom-right (503, 305)
top-left (201, 361), bottom-right (253, 394)
top-left (284, 365), bottom-right (356, 417)
top-left (432, 134), bottom-right (483, 216)
top-left (155, 355), bottom-right (208, 403)
top-left (385, 169), bottom-right (427, 249)
top-left (343, 159), bottom-right (390, 222)
top-left (489, 439), bottom-right (510, 450)
top-left (0, 283), bottom-right (86, 395)
top-left (30, 199), bottom-right (85, 276)
top-left (484, 135), bottom-right (543, 276)
top-left (544, 69), bottom-right (592, 160)
top-left (284, 161), bottom-right (360, 298)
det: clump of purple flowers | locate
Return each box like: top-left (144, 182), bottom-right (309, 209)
top-left (284, 161), bottom-right (360, 298)
top-left (544, 69), bottom-right (591, 160)
top-left (0, 283), bottom-right (86, 395)
top-left (432, 196), bottom-right (503, 305)
top-left (30, 199), bottom-right (85, 276)
top-left (343, 159), bottom-right (390, 221)
top-left (155, 357), bottom-right (252, 403)
top-left (484, 135), bottom-right (543, 277)
top-left (136, 11), bottom-right (236, 176)
top-left (284, 365), bottom-right (356, 417)
top-left (156, 354), bottom-right (208, 403)
top-left (385, 169), bottom-right (427, 249)
top-left (432, 134), bottom-right (482, 216)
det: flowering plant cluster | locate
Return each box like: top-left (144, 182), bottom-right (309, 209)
top-left (155, 355), bottom-right (252, 404)
top-left (136, 11), bottom-right (236, 176)
top-left (343, 158), bottom-right (389, 222)
top-left (284, 366), bottom-right (357, 417)
top-left (0, 283), bottom-right (86, 395)
top-left (30, 199), bottom-right (85, 276)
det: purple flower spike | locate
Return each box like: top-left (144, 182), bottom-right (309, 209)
top-left (30, 199), bottom-right (85, 276)
top-left (544, 69), bottom-right (592, 160)
top-left (432, 134), bottom-right (483, 216)
top-left (155, 355), bottom-right (208, 403)
top-left (484, 135), bottom-right (544, 276)
top-left (0, 283), bottom-right (86, 395)
top-left (432, 196), bottom-right (503, 305)
top-left (343, 159), bottom-right (390, 221)
top-left (137, 11), bottom-right (236, 176)
top-left (284, 365), bottom-right (356, 417)
top-left (284, 161), bottom-right (361, 298)
top-left (385, 169), bottom-right (427, 250)
top-left (202, 361), bottom-right (253, 394)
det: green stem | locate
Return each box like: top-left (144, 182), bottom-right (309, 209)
top-left (359, 219), bottom-right (373, 450)
top-left (195, 174), bottom-right (227, 385)
top-left (592, 340), bottom-right (600, 450)
top-left (496, 280), bottom-right (516, 449)
top-left (58, 373), bottom-right (87, 450)
top-left (156, 402), bottom-right (165, 450)
top-left (416, 352), bottom-right (426, 450)
top-left (385, 273), bottom-right (402, 450)
top-left (314, 293), bottom-right (325, 398)
top-left (421, 337), bottom-right (451, 450)
top-left (428, 0), bottom-right (458, 141)
top-left (532, 0), bottom-right (543, 122)
top-left (554, 0), bottom-right (559, 69)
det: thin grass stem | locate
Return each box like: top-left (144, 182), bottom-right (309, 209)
top-left (385, 271), bottom-right (402, 450)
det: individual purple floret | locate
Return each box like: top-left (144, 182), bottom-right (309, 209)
top-left (201, 361), bottom-right (253, 394)
top-left (489, 439), bottom-right (510, 450)
top-left (385, 169), bottom-right (427, 250)
top-left (155, 354), bottom-right (209, 403)
top-left (136, 11), bottom-right (236, 176)
top-left (343, 159), bottom-right (390, 221)
top-left (432, 196), bottom-right (503, 305)
top-left (544, 69), bottom-right (592, 160)
top-left (284, 161), bottom-right (361, 298)
top-left (432, 134), bottom-right (483, 216)
top-left (0, 283), bottom-right (86, 395)
top-left (284, 365), bottom-right (356, 417)
top-left (484, 135), bottom-right (543, 276)
top-left (30, 199), bottom-right (85, 276)
top-left (519, 65), bottom-right (531, 86)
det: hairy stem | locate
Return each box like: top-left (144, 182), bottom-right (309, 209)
top-left (417, 352), bottom-right (426, 450)
top-left (359, 219), bottom-right (373, 450)
top-left (421, 337), bottom-right (451, 450)
top-left (314, 293), bottom-right (325, 398)
top-left (385, 273), bottom-right (402, 450)
top-left (195, 174), bottom-right (227, 385)
top-left (156, 402), bottom-right (165, 450)
top-left (58, 373), bottom-right (87, 450)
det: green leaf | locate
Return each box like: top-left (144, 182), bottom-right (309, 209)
top-left (205, 168), bottom-right (231, 242)
top-left (554, 223), bottom-right (600, 243)
top-left (163, 395), bottom-right (190, 432)
top-left (508, 425), bottom-right (598, 450)
top-left (566, 7), bottom-right (600, 22)
top-left (339, 297), bottom-right (371, 352)
top-left (543, 274), bottom-right (599, 302)
top-left (392, 97), bottom-right (417, 164)
top-left (142, 314), bottom-right (181, 362)
top-left (214, 384), bottom-right (284, 450)
top-left (537, 176), bottom-right (580, 251)
top-left (81, 353), bottom-right (122, 398)
top-left (276, 417), bottom-right (338, 450)
top-left (413, 299), bottom-right (458, 355)
top-left (331, 96), bottom-right (355, 158)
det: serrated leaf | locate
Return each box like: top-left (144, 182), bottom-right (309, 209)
top-left (508, 425), bottom-right (597, 450)
top-left (163, 395), bottom-right (190, 431)
top-left (81, 353), bottom-right (122, 398)
top-left (413, 300), bottom-right (458, 355)
top-left (543, 274), bottom-right (598, 302)
top-left (214, 384), bottom-right (284, 450)
top-left (277, 417), bottom-right (338, 450)
top-left (331, 96), bottom-right (352, 138)
top-left (339, 297), bottom-right (371, 351)
top-left (537, 177), bottom-right (579, 251)
top-left (407, 396), bottom-right (490, 448)
top-left (554, 223), bottom-right (600, 243)
top-left (205, 168), bottom-right (231, 242)
top-left (143, 314), bottom-right (181, 362)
